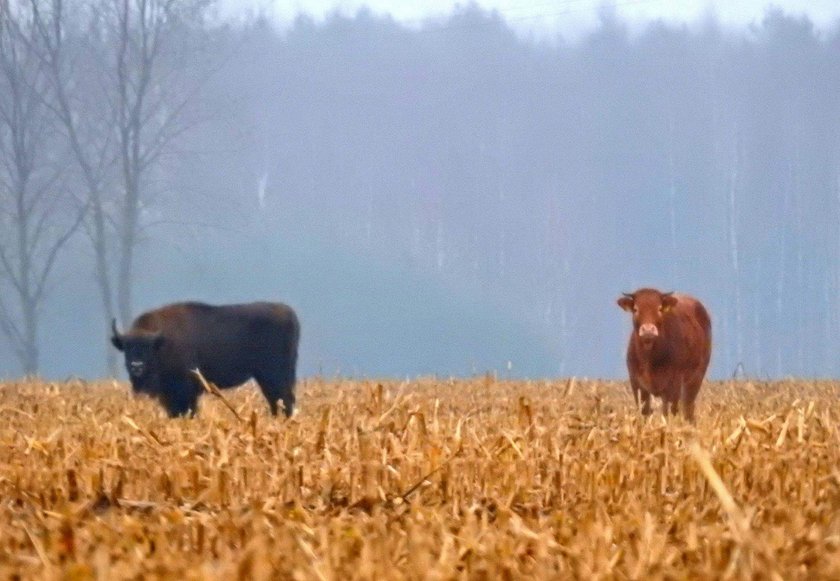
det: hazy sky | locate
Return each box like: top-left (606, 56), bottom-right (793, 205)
top-left (219, 1), bottom-right (840, 39)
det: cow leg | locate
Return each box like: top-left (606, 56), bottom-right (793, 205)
top-left (681, 384), bottom-right (698, 423)
top-left (681, 376), bottom-right (701, 423)
top-left (639, 389), bottom-right (653, 417)
top-left (630, 378), bottom-right (652, 416)
top-left (682, 399), bottom-right (696, 423)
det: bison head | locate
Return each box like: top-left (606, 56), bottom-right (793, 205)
top-left (617, 289), bottom-right (677, 348)
top-left (111, 319), bottom-right (164, 393)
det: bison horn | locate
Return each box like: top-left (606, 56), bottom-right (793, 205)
top-left (111, 318), bottom-right (120, 338)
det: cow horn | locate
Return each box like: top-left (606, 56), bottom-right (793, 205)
top-left (622, 292), bottom-right (633, 298)
top-left (662, 291), bottom-right (674, 297)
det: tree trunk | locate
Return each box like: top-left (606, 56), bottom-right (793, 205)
top-left (753, 256), bottom-right (763, 376)
top-left (667, 109), bottom-right (678, 283)
top-left (775, 161), bottom-right (791, 377)
top-left (117, 210), bottom-right (136, 328)
top-left (21, 299), bottom-right (38, 375)
top-left (792, 141), bottom-right (805, 375)
top-left (91, 197), bottom-right (118, 375)
top-left (830, 158), bottom-right (840, 376)
top-left (727, 126), bottom-right (743, 373)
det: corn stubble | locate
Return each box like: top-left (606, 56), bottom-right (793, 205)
top-left (1, 378), bottom-right (839, 579)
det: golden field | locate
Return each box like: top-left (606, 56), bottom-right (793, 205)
top-left (1, 377), bottom-right (839, 579)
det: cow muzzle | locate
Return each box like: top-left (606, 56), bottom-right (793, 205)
top-left (638, 323), bottom-right (659, 340)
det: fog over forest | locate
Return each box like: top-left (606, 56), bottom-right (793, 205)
top-left (1, 1), bottom-right (839, 381)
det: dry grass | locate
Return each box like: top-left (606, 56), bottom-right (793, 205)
top-left (1, 376), bottom-right (840, 579)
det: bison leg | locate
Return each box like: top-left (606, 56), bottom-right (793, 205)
top-left (279, 390), bottom-right (296, 418)
top-left (163, 391), bottom-right (198, 418)
top-left (255, 342), bottom-right (297, 418)
top-left (255, 375), bottom-right (296, 418)
top-left (162, 378), bottom-right (199, 418)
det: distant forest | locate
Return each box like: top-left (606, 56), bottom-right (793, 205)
top-left (1, 2), bottom-right (839, 380)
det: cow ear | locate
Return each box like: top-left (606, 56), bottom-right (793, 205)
top-left (617, 296), bottom-right (634, 312)
top-left (661, 293), bottom-right (678, 312)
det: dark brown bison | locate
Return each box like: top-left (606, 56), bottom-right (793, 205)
top-left (617, 288), bottom-right (711, 421)
top-left (111, 302), bottom-right (299, 418)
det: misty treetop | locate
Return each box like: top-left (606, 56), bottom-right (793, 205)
top-left (1, 3), bottom-right (839, 379)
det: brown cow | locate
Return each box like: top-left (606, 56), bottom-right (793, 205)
top-left (617, 288), bottom-right (711, 421)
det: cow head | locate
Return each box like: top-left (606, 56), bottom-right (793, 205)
top-left (111, 319), bottom-right (165, 393)
top-left (617, 289), bottom-right (677, 349)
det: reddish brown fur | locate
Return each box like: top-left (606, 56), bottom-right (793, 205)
top-left (617, 288), bottom-right (711, 421)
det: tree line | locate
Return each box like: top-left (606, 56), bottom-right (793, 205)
top-left (1, 2), bottom-right (839, 379)
top-left (1, 0), bottom-right (214, 374)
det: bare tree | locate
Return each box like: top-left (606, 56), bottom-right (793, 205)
top-left (30, 0), bottom-right (121, 372)
top-left (726, 121), bottom-right (743, 372)
top-left (0, 0), bottom-right (85, 374)
top-left (107, 0), bottom-right (215, 326)
top-left (29, 0), bottom-right (215, 373)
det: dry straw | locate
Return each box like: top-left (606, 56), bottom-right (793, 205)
top-left (1, 378), bottom-right (839, 579)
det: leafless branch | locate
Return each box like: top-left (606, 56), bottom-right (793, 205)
top-left (34, 201), bottom-right (88, 302)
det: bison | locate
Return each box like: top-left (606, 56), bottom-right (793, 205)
top-left (617, 288), bottom-right (711, 421)
top-left (111, 301), bottom-right (300, 418)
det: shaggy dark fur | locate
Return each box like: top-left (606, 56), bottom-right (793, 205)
top-left (112, 302), bottom-right (299, 418)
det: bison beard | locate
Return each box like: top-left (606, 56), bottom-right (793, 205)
top-left (617, 288), bottom-right (712, 422)
top-left (111, 302), bottom-right (300, 418)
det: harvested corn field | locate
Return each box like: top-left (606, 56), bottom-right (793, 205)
top-left (1, 377), bottom-right (839, 579)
